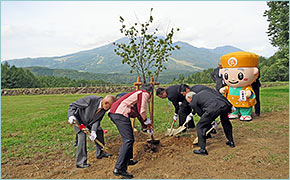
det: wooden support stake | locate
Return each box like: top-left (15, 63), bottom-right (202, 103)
top-left (132, 76), bottom-right (143, 130)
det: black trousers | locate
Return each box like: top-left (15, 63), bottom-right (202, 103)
top-left (179, 100), bottom-right (195, 128)
top-left (196, 104), bottom-right (233, 150)
top-left (109, 113), bottom-right (134, 171)
top-left (253, 86), bottom-right (260, 115)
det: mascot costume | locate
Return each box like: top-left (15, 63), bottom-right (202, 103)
top-left (219, 52), bottom-right (259, 121)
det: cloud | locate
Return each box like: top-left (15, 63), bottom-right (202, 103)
top-left (1, 1), bottom-right (277, 60)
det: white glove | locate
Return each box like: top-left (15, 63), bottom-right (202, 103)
top-left (68, 116), bottom-right (76, 124)
top-left (178, 102), bottom-right (182, 106)
top-left (173, 113), bottom-right (178, 122)
top-left (231, 106), bottom-right (236, 112)
top-left (147, 129), bottom-right (154, 136)
top-left (185, 113), bottom-right (193, 123)
top-left (144, 118), bottom-right (152, 125)
top-left (89, 131), bottom-right (97, 141)
top-left (212, 121), bottom-right (218, 130)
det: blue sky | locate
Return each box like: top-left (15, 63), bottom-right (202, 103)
top-left (1, 1), bottom-right (277, 60)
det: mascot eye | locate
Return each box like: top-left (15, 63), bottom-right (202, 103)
top-left (224, 73), bottom-right (228, 80)
top-left (238, 72), bottom-right (244, 80)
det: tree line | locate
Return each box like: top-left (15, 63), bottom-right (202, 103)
top-left (1, 62), bottom-right (109, 89)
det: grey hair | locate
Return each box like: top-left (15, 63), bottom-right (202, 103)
top-left (185, 91), bottom-right (196, 100)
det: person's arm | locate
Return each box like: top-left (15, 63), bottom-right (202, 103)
top-left (138, 92), bottom-right (150, 121)
top-left (168, 96), bottom-right (180, 114)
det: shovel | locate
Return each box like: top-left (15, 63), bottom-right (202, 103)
top-left (171, 117), bottom-right (192, 136)
top-left (146, 101), bottom-right (160, 145)
top-left (193, 120), bottom-right (221, 145)
top-left (72, 120), bottom-right (107, 150)
top-left (165, 120), bottom-right (176, 136)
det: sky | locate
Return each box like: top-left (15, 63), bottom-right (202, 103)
top-left (1, 1), bottom-right (278, 60)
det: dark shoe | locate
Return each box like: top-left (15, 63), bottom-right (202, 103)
top-left (128, 159), bottom-right (138, 166)
top-left (113, 168), bottom-right (133, 179)
top-left (76, 164), bottom-right (91, 168)
top-left (97, 151), bottom-right (112, 159)
top-left (205, 133), bottom-right (212, 139)
top-left (255, 113), bottom-right (260, 117)
top-left (226, 141), bottom-right (235, 148)
top-left (193, 149), bottom-right (208, 155)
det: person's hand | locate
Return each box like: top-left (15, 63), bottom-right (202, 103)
top-left (89, 131), bottom-right (97, 141)
top-left (147, 129), bottom-right (153, 136)
top-left (185, 113), bottom-right (193, 123)
top-left (144, 118), bottom-right (152, 125)
top-left (173, 113), bottom-right (178, 122)
top-left (212, 121), bottom-right (218, 130)
top-left (68, 116), bottom-right (76, 124)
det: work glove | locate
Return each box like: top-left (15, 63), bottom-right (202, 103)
top-left (185, 113), bottom-right (193, 123)
top-left (212, 121), bottom-right (218, 130)
top-left (68, 116), bottom-right (76, 124)
top-left (147, 129), bottom-right (154, 136)
top-left (173, 113), bottom-right (178, 122)
top-left (89, 131), bottom-right (97, 141)
top-left (144, 118), bottom-right (152, 125)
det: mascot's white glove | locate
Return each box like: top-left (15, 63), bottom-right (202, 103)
top-left (68, 116), bottom-right (76, 124)
top-left (89, 131), bottom-right (97, 141)
top-left (186, 113), bottom-right (193, 123)
top-left (173, 113), bottom-right (178, 122)
top-left (144, 118), bottom-right (152, 125)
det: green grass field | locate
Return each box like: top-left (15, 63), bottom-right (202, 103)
top-left (1, 85), bottom-right (289, 163)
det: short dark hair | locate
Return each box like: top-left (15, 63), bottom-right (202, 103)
top-left (140, 84), bottom-right (153, 93)
top-left (156, 88), bottom-right (165, 96)
top-left (179, 84), bottom-right (190, 93)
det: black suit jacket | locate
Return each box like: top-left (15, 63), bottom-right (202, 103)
top-left (166, 85), bottom-right (185, 114)
top-left (68, 95), bottom-right (106, 132)
top-left (210, 67), bottom-right (226, 91)
top-left (189, 90), bottom-right (232, 117)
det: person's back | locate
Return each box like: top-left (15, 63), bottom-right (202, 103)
top-left (166, 85), bottom-right (185, 102)
top-left (190, 90), bottom-right (231, 116)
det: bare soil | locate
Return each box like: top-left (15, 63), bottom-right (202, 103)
top-left (2, 111), bottom-right (289, 179)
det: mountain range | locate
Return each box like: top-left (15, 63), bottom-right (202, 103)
top-left (4, 37), bottom-right (243, 74)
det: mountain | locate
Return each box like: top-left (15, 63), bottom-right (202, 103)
top-left (24, 66), bottom-right (192, 84)
top-left (4, 38), bottom-right (243, 74)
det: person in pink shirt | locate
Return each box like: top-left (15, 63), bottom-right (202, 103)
top-left (109, 84), bottom-right (153, 179)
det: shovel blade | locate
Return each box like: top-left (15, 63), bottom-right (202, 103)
top-left (147, 139), bottom-right (160, 145)
top-left (172, 126), bottom-right (186, 136)
top-left (165, 128), bottom-right (174, 136)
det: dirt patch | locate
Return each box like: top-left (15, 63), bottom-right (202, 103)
top-left (2, 111), bottom-right (289, 179)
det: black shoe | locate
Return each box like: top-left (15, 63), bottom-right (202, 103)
top-left (205, 133), bottom-right (212, 139)
top-left (113, 168), bottom-right (133, 179)
top-left (97, 151), bottom-right (112, 159)
top-left (128, 159), bottom-right (138, 166)
top-left (193, 149), bottom-right (208, 155)
top-left (76, 164), bottom-right (91, 168)
top-left (226, 141), bottom-right (235, 148)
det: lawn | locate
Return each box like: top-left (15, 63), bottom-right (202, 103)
top-left (1, 85), bottom-right (289, 163)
